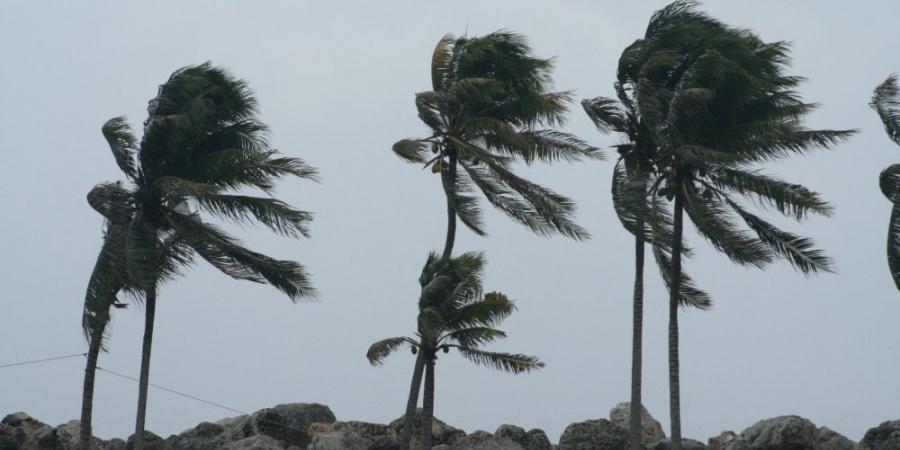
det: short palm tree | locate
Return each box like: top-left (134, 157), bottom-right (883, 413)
top-left (870, 74), bottom-right (900, 290)
top-left (390, 31), bottom-right (601, 449)
top-left (80, 180), bottom-right (143, 450)
top-left (621, 2), bottom-right (854, 448)
top-left (581, 40), bottom-right (710, 450)
top-left (367, 252), bottom-right (543, 450)
top-left (88, 63), bottom-right (317, 450)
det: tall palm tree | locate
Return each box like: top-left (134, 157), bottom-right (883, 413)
top-left (88, 64), bottom-right (317, 450)
top-left (391, 31), bottom-right (601, 449)
top-left (581, 41), bottom-right (710, 450)
top-left (367, 252), bottom-right (543, 450)
top-left (870, 74), bottom-right (900, 290)
top-left (622, 2), bottom-right (854, 448)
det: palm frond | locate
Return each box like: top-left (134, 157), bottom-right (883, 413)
top-left (887, 203), bottom-right (900, 291)
top-left (454, 347), bottom-right (544, 374)
top-left (442, 167), bottom-right (486, 236)
top-left (194, 194), bottom-right (313, 238)
top-left (725, 198), bottom-right (833, 274)
top-left (581, 97), bottom-right (629, 134)
top-left (518, 130), bottom-right (605, 163)
top-left (392, 139), bottom-right (432, 163)
top-left (446, 291), bottom-right (515, 329)
top-left (871, 74), bottom-right (900, 145)
top-left (880, 164), bottom-right (900, 201)
top-left (431, 34), bottom-right (456, 91)
top-left (367, 337), bottom-right (416, 366)
top-left (681, 189), bottom-right (772, 268)
top-left (101, 117), bottom-right (138, 179)
top-left (87, 182), bottom-right (134, 223)
top-left (442, 327), bottom-right (506, 347)
top-left (652, 245), bottom-right (712, 309)
top-left (708, 167), bottom-right (832, 219)
top-left (165, 211), bottom-right (315, 300)
top-left (124, 214), bottom-right (163, 289)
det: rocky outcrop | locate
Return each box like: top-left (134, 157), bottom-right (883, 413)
top-left (708, 431), bottom-right (737, 450)
top-left (860, 420), bottom-right (900, 450)
top-left (388, 409), bottom-right (466, 448)
top-left (723, 416), bottom-right (856, 450)
top-left (651, 438), bottom-right (707, 449)
top-left (558, 418), bottom-right (628, 450)
top-left (2, 405), bottom-right (894, 450)
top-left (609, 402), bottom-right (666, 446)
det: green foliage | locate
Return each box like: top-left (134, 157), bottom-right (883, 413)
top-left (871, 75), bottom-right (900, 290)
top-left (367, 253), bottom-right (543, 373)
top-left (394, 31), bottom-right (603, 239)
top-left (84, 63), bottom-right (317, 349)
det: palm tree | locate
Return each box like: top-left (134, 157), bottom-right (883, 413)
top-left (88, 64), bottom-right (318, 450)
top-left (80, 180), bottom-right (142, 450)
top-left (367, 252), bottom-right (543, 450)
top-left (581, 41), bottom-right (710, 450)
top-left (622, 2), bottom-right (854, 448)
top-left (870, 74), bottom-right (900, 290)
top-left (391, 31), bottom-right (601, 449)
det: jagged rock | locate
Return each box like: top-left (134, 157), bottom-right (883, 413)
top-left (496, 425), bottom-right (527, 443)
top-left (724, 416), bottom-right (857, 450)
top-left (449, 430), bottom-right (524, 449)
top-left (369, 435), bottom-right (401, 450)
top-left (166, 419), bottom-right (245, 450)
top-left (651, 438), bottom-right (707, 450)
top-left (107, 438), bottom-right (127, 450)
top-left (246, 403), bottom-right (335, 448)
top-left (523, 429), bottom-right (552, 450)
top-left (815, 427), bottom-right (857, 450)
top-left (125, 431), bottom-right (169, 450)
top-left (389, 410), bottom-right (465, 447)
top-left (860, 420), bottom-right (900, 450)
top-left (708, 431), bottom-right (737, 450)
top-left (221, 435), bottom-right (287, 450)
top-left (609, 402), bottom-right (667, 446)
top-left (306, 431), bottom-right (369, 450)
top-left (0, 412), bottom-right (53, 449)
top-left (558, 419), bottom-right (628, 450)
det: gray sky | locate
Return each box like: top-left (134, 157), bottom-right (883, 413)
top-left (2, 0), bottom-right (899, 443)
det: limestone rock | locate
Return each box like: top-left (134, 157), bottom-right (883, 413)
top-left (246, 403), bottom-right (335, 448)
top-left (860, 420), bottom-right (900, 450)
top-left (125, 430), bottom-right (169, 450)
top-left (708, 431), bottom-right (737, 450)
top-left (558, 419), bottom-right (628, 450)
top-left (724, 416), bottom-right (857, 450)
top-left (609, 402), bottom-right (666, 446)
top-left (306, 430), bottom-right (369, 450)
top-left (651, 438), bottom-right (707, 450)
top-left (221, 435), bottom-right (287, 450)
top-left (449, 430), bottom-right (524, 450)
top-left (389, 410), bottom-right (465, 447)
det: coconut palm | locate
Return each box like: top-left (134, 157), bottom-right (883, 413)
top-left (581, 40), bottom-right (710, 450)
top-left (621, 2), bottom-right (854, 448)
top-left (80, 180), bottom-right (142, 450)
top-left (88, 64), bottom-right (317, 450)
top-left (391, 31), bottom-right (601, 449)
top-left (367, 252), bottom-right (543, 449)
top-left (870, 74), bottom-right (900, 291)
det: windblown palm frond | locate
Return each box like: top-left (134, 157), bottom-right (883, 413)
top-left (394, 31), bottom-right (602, 240)
top-left (871, 75), bottom-right (900, 290)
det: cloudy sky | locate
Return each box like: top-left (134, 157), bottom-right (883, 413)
top-left (2, 0), bottom-right (899, 443)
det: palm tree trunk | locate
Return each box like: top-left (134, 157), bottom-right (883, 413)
top-left (134, 285), bottom-right (157, 450)
top-left (629, 231), bottom-right (645, 450)
top-left (441, 152), bottom-right (458, 259)
top-left (668, 195), bottom-right (685, 450)
top-left (398, 350), bottom-right (426, 450)
top-left (420, 355), bottom-right (435, 450)
top-left (79, 325), bottom-right (105, 450)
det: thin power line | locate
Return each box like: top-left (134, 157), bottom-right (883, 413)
top-left (96, 366), bottom-right (248, 416)
top-left (0, 353), bottom-right (86, 369)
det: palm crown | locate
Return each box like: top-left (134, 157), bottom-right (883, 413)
top-left (367, 252), bottom-right (543, 373)
top-left (86, 63), bottom-right (317, 304)
top-left (871, 74), bottom-right (900, 290)
top-left (392, 32), bottom-right (603, 241)
top-left (610, 2), bottom-right (852, 275)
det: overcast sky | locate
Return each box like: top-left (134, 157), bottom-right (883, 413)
top-left (2, 0), bottom-right (899, 444)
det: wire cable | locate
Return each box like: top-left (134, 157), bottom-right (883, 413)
top-left (0, 353), bottom-right (87, 369)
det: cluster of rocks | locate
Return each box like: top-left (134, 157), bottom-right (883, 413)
top-left (2, 402), bottom-right (900, 450)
